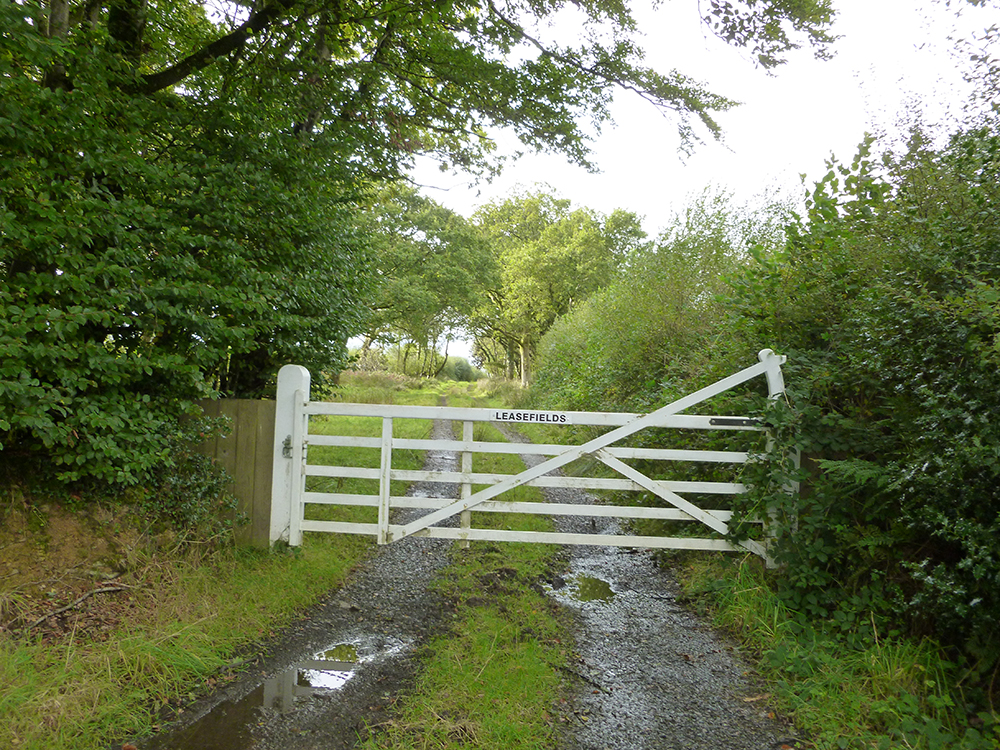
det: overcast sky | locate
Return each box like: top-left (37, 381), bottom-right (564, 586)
top-left (410, 0), bottom-right (999, 235)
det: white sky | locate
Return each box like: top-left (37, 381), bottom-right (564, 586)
top-left (411, 0), bottom-right (1000, 235)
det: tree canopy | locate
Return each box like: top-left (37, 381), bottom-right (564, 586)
top-left (471, 188), bottom-right (648, 383)
top-left (357, 185), bottom-right (492, 374)
top-left (1, 0), bottom-right (835, 485)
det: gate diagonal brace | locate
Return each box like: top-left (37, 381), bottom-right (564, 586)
top-left (392, 354), bottom-right (782, 543)
top-left (592, 449), bottom-right (767, 560)
top-left (592, 450), bottom-right (729, 535)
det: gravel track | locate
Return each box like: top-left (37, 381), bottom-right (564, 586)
top-left (134, 420), bottom-right (801, 750)
top-left (496, 424), bottom-right (800, 750)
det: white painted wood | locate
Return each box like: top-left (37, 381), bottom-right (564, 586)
top-left (281, 352), bottom-right (789, 562)
top-left (305, 402), bottom-right (761, 431)
top-left (759, 349), bottom-right (787, 399)
top-left (460, 420), bottom-right (473, 549)
top-left (307, 465), bottom-right (381, 480)
top-left (270, 365), bottom-right (310, 544)
top-left (372, 470), bottom-right (747, 495)
top-left (377, 417), bottom-right (393, 545)
top-left (288, 387), bottom-right (308, 547)
top-left (594, 449), bottom-right (731, 536)
top-left (306, 464), bottom-right (750, 492)
top-left (298, 519), bottom-right (751, 552)
top-left (302, 491), bottom-right (748, 522)
top-left (306, 461), bottom-right (747, 494)
top-left (307, 434), bottom-right (754, 465)
top-left (393, 357), bottom-right (773, 542)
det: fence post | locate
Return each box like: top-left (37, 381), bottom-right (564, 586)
top-left (758, 348), bottom-right (786, 399)
top-left (460, 420), bottom-right (473, 548)
top-left (377, 417), bottom-right (394, 545)
top-left (757, 349), bottom-right (796, 569)
top-left (270, 365), bottom-right (311, 545)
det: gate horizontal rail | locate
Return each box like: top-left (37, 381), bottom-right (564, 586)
top-left (270, 349), bottom-right (792, 566)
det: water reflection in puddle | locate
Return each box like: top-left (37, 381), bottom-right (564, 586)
top-left (548, 574), bottom-right (616, 603)
top-left (142, 639), bottom-right (402, 750)
top-left (572, 575), bottom-right (615, 602)
top-left (264, 642), bottom-right (358, 711)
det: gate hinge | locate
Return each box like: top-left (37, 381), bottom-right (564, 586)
top-left (282, 435), bottom-right (293, 458)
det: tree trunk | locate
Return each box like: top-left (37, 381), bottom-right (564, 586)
top-left (519, 339), bottom-right (531, 387)
top-left (433, 340), bottom-right (450, 377)
top-left (107, 0), bottom-right (148, 65)
top-left (42, 0), bottom-right (71, 90)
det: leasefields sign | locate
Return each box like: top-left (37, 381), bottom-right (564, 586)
top-left (493, 410), bottom-right (569, 424)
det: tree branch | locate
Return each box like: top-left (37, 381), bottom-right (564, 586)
top-left (139, 0), bottom-right (298, 94)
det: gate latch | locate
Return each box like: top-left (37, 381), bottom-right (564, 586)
top-left (282, 435), bottom-right (293, 458)
top-left (709, 418), bottom-right (760, 427)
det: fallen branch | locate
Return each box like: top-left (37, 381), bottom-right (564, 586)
top-left (27, 585), bottom-right (126, 629)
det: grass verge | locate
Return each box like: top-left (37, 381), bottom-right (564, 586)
top-left (0, 533), bottom-right (373, 750)
top-left (360, 421), bottom-right (571, 750)
top-left (677, 555), bottom-right (1000, 750)
top-left (361, 541), bottom-right (569, 750)
top-left (0, 376), bottom-right (449, 749)
top-left (1, 379), bottom-right (566, 750)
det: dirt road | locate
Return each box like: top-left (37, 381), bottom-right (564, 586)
top-left (135, 421), bottom-right (800, 750)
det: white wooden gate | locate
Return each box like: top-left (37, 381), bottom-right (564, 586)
top-left (269, 350), bottom-right (789, 565)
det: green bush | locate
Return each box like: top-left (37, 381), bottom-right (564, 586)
top-left (1, 4), bottom-right (370, 490)
top-left (729, 128), bottom-right (1000, 676)
top-left (529, 125), bottom-right (1000, 693)
top-left (532, 188), bottom-right (786, 413)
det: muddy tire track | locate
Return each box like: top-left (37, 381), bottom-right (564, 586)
top-left (135, 419), bottom-right (460, 750)
top-left (495, 423), bottom-right (802, 750)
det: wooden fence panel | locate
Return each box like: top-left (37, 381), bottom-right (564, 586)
top-left (197, 399), bottom-right (276, 547)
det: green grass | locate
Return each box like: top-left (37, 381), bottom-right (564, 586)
top-left (359, 405), bottom-right (569, 750)
top-left (679, 555), bottom-right (1000, 750)
top-left (361, 538), bottom-right (567, 750)
top-left (0, 536), bottom-right (372, 749)
top-left (305, 399), bottom-right (434, 526)
top-left (364, 578), bottom-right (566, 750)
top-left (463, 421), bottom-right (553, 538)
top-left (0, 379), bottom-right (568, 750)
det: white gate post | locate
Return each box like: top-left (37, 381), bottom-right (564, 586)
top-left (460, 420), bottom-right (473, 548)
top-left (270, 365), bottom-right (311, 546)
top-left (377, 417), bottom-right (393, 545)
top-left (757, 349), bottom-right (794, 568)
top-left (758, 348), bottom-right (786, 398)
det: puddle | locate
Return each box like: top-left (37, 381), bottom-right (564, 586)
top-left (548, 574), bottom-right (616, 603)
top-left (265, 642), bottom-right (359, 709)
top-left (142, 639), bottom-right (403, 749)
top-left (572, 575), bottom-right (616, 602)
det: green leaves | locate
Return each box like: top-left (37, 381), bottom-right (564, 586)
top-left (471, 187), bottom-right (646, 383)
top-left (1, 0), bottom-right (837, 487)
top-left (703, 0), bottom-right (837, 68)
top-left (0, 4), bottom-right (374, 484)
top-left (719, 121), bottom-right (1000, 674)
top-left (357, 184), bottom-right (491, 374)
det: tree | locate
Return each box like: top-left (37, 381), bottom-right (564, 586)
top-left (356, 186), bottom-right (493, 376)
top-left (130, 0), bottom-right (835, 174)
top-left (718, 124), bottom-right (1000, 675)
top-left (472, 188), bottom-right (648, 384)
top-left (0, 2), bottom-right (373, 483)
top-left (530, 187), bottom-right (788, 411)
top-left (1, 0), bottom-right (835, 485)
